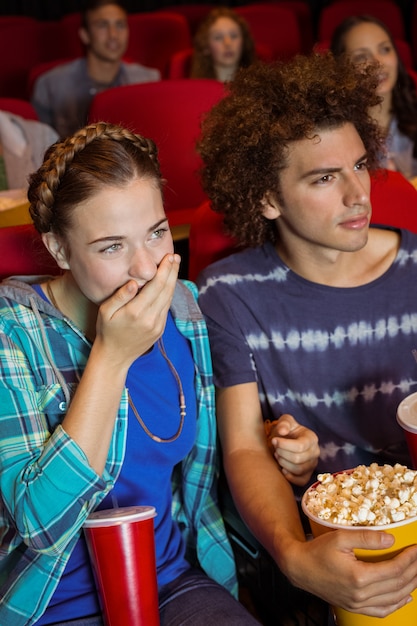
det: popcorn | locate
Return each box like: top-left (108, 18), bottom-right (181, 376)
top-left (304, 463), bottom-right (417, 526)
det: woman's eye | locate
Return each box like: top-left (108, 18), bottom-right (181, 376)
top-left (101, 242), bottom-right (122, 253)
top-left (352, 52), bottom-right (370, 64)
top-left (150, 228), bottom-right (168, 240)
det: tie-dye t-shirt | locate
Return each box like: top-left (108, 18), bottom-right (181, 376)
top-left (198, 228), bottom-right (417, 480)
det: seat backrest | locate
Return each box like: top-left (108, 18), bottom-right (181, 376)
top-left (370, 170), bottom-right (417, 231)
top-left (57, 12), bottom-right (84, 58)
top-left (0, 223), bottom-right (60, 281)
top-left (0, 16), bottom-right (82, 99)
top-left (89, 79), bottom-right (225, 219)
top-left (318, 0), bottom-right (406, 41)
top-left (0, 19), bottom-right (45, 98)
top-left (0, 97), bottom-right (38, 120)
top-left (188, 170), bottom-right (417, 281)
top-left (242, 1), bottom-right (313, 53)
top-left (157, 4), bottom-right (215, 36)
top-left (168, 48), bottom-right (194, 80)
top-left (235, 4), bottom-right (302, 61)
top-left (126, 12), bottom-right (191, 78)
top-left (188, 200), bottom-right (239, 282)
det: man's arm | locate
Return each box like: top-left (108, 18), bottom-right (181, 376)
top-left (216, 382), bottom-right (417, 617)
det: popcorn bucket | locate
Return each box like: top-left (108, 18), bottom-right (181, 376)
top-left (301, 468), bottom-right (417, 626)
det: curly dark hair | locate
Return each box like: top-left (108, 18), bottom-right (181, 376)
top-left (330, 15), bottom-right (417, 155)
top-left (197, 52), bottom-right (384, 247)
top-left (190, 7), bottom-right (256, 79)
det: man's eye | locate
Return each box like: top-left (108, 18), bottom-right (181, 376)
top-left (355, 161), bottom-right (368, 171)
top-left (315, 174), bottom-right (333, 184)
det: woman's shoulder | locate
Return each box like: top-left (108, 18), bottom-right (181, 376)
top-left (171, 279), bottom-right (203, 321)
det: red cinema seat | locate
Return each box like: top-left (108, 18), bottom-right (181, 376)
top-left (0, 223), bottom-right (60, 281)
top-left (318, 0), bottom-right (406, 41)
top-left (89, 79), bottom-right (225, 229)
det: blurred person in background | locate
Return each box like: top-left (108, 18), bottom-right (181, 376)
top-left (31, 0), bottom-right (160, 138)
top-left (190, 7), bottom-right (256, 83)
top-left (0, 109), bottom-right (57, 191)
top-left (331, 14), bottom-right (417, 180)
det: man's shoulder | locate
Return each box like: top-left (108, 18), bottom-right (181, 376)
top-left (203, 243), bottom-right (273, 275)
top-left (197, 244), bottom-right (280, 296)
top-left (121, 62), bottom-right (161, 83)
top-left (36, 58), bottom-right (85, 86)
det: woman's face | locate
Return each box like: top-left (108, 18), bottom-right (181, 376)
top-left (341, 21), bottom-right (398, 97)
top-left (54, 177), bottom-right (174, 305)
top-left (206, 16), bottom-right (244, 73)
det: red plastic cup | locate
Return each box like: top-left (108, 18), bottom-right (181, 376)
top-left (83, 506), bottom-right (160, 626)
top-left (397, 392), bottom-right (417, 469)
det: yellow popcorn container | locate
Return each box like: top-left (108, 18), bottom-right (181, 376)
top-left (301, 469), bottom-right (417, 626)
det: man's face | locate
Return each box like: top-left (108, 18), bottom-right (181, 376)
top-left (266, 123), bottom-right (372, 265)
top-left (82, 3), bottom-right (129, 63)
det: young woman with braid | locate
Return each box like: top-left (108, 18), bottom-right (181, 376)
top-left (0, 122), bottom-right (284, 625)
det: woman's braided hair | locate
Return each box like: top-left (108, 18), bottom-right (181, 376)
top-left (28, 122), bottom-right (163, 236)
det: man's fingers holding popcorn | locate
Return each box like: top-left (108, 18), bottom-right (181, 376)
top-left (264, 414), bottom-right (320, 485)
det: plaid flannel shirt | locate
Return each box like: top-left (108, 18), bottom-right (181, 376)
top-left (0, 278), bottom-right (237, 626)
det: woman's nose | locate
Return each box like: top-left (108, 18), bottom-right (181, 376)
top-left (129, 248), bottom-right (157, 281)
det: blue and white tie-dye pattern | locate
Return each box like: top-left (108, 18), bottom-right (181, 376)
top-left (198, 228), bottom-right (417, 480)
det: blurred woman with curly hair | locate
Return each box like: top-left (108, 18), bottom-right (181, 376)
top-left (190, 7), bottom-right (256, 82)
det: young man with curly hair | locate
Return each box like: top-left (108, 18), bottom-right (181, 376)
top-left (197, 52), bottom-right (417, 620)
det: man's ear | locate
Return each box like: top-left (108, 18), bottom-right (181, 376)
top-left (42, 232), bottom-right (70, 270)
top-left (261, 193), bottom-right (282, 220)
top-left (78, 26), bottom-right (90, 47)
